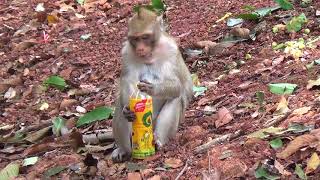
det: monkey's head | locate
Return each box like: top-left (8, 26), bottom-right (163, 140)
top-left (128, 8), bottom-right (161, 62)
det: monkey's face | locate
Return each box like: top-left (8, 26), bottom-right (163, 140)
top-left (129, 33), bottom-right (155, 62)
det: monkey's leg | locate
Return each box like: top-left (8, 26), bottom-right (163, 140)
top-left (112, 104), bottom-right (132, 162)
top-left (154, 97), bottom-right (182, 148)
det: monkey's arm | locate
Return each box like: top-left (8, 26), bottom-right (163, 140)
top-left (138, 76), bottom-right (182, 99)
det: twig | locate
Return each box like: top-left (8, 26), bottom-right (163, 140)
top-left (16, 119), bottom-right (52, 134)
top-left (194, 130), bottom-right (242, 154)
top-left (175, 159), bottom-right (190, 180)
top-left (263, 111), bottom-right (291, 128)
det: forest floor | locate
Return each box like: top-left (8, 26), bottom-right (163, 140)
top-left (1, 0), bottom-right (320, 179)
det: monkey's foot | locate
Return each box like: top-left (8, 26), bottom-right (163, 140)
top-left (111, 148), bottom-right (131, 163)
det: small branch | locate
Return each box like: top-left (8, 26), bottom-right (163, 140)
top-left (194, 130), bottom-right (242, 154)
top-left (175, 159), bottom-right (190, 180)
top-left (263, 111), bottom-right (291, 128)
top-left (16, 119), bottom-right (52, 134)
top-left (83, 129), bottom-right (113, 144)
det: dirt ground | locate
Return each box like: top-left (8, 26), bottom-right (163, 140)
top-left (1, 0), bottom-right (320, 179)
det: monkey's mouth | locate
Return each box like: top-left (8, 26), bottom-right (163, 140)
top-left (142, 57), bottom-right (155, 64)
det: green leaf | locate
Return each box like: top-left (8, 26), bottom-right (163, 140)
top-left (237, 13), bottom-right (259, 20)
top-left (247, 127), bottom-right (284, 139)
top-left (76, 0), bottom-right (85, 5)
top-left (151, 0), bottom-right (165, 11)
top-left (133, 5), bottom-right (154, 13)
top-left (269, 83), bottom-right (297, 95)
top-left (255, 166), bottom-right (280, 180)
top-left (255, 6), bottom-right (280, 17)
top-left (242, 5), bottom-right (256, 11)
top-left (295, 164), bottom-right (307, 180)
top-left (274, 0), bottom-right (294, 10)
top-left (286, 123), bottom-right (314, 133)
top-left (256, 91), bottom-right (265, 106)
top-left (227, 18), bottom-right (244, 27)
top-left (43, 75), bottom-right (67, 90)
top-left (23, 156), bottom-right (39, 166)
top-left (52, 117), bottom-right (66, 136)
top-left (193, 86), bottom-right (207, 97)
top-left (76, 106), bottom-right (113, 127)
top-left (0, 163), bottom-right (19, 180)
top-left (44, 166), bottom-right (66, 177)
top-left (269, 138), bottom-right (283, 149)
top-left (286, 13), bottom-right (308, 32)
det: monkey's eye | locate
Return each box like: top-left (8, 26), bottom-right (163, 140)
top-left (141, 35), bottom-right (151, 40)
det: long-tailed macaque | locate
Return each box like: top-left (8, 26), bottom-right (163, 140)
top-left (112, 8), bottom-right (193, 162)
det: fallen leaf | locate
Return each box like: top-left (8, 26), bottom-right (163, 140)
top-left (307, 78), bottom-right (320, 90)
top-left (0, 163), bottom-right (20, 180)
top-left (60, 99), bottom-right (78, 109)
top-left (148, 175), bottom-right (161, 180)
top-left (247, 127), bottom-right (284, 139)
top-left (39, 102), bottom-right (49, 111)
top-left (292, 106), bottom-right (311, 116)
top-left (269, 83), bottom-right (297, 95)
top-left (13, 40), bottom-right (38, 51)
top-left (44, 166), bottom-right (66, 177)
top-left (23, 156), bottom-right (39, 166)
top-left (255, 166), bottom-right (280, 180)
top-left (4, 87), bottom-right (16, 99)
top-left (274, 96), bottom-right (290, 115)
top-left (24, 126), bottom-right (51, 143)
top-left (306, 152), bottom-right (320, 174)
top-left (47, 14), bottom-right (59, 25)
top-left (269, 138), bottom-right (283, 149)
top-left (230, 27), bottom-right (250, 39)
top-left (215, 107), bottom-right (233, 128)
top-left (164, 158), bottom-right (183, 169)
top-left (274, 160), bottom-right (291, 176)
top-left (277, 134), bottom-right (318, 159)
top-left (127, 172), bottom-right (142, 180)
top-left (294, 164), bottom-right (307, 180)
top-left (76, 106), bottom-right (113, 127)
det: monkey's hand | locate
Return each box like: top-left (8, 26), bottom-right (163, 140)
top-left (137, 80), bottom-right (155, 96)
top-left (123, 105), bottom-right (135, 122)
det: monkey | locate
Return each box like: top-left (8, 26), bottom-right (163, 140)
top-left (111, 8), bottom-right (193, 163)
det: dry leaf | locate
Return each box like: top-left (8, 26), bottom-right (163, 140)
top-left (215, 106), bottom-right (233, 128)
top-left (230, 27), bottom-right (250, 39)
top-left (13, 40), bottom-right (38, 51)
top-left (274, 160), bottom-right (291, 176)
top-left (47, 14), bottom-right (59, 25)
top-left (128, 172), bottom-right (142, 180)
top-left (274, 96), bottom-right (290, 115)
top-left (292, 106), bottom-right (311, 116)
top-left (164, 158), bottom-right (183, 169)
top-left (195, 41), bottom-right (217, 49)
top-left (147, 175), bottom-right (161, 180)
top-left (60, 99), bottom-right (78, 109)
top-left (277, 134), bottom-right (318, 159)
top-left (306, 152), bottom-right (320, 174)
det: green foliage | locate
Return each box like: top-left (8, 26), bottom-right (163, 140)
top-left (52, 117), bottom-right (66, 136)
top-left (242, 5), bottom-right (256, 11)
top-left (269, 83), bottom-right (297, 95)
top-left (269, 138), bottom-right (283, 149)
top-left (286, 13), bottom-right (308, 32)
top-left (274, 0), bottom-right (294, 10)
top-left (255, 166), bottom-right (280, 180)
top-left (23, 157), bottom-right (39, 166)
top-left (295, 164), bottom-right (307, 180)
top-left (43, 75), bottom-right (67, 91)
top-left (133, 0), bottom-right (165, 14)
top-left (76, 106), bottom-right (113, 127)
top-left (0, 163), bottom-right (20, 180)
top-left (237, 6), bottom-right (280, 20)
top-left (44, 166), bottom-right (66, 177)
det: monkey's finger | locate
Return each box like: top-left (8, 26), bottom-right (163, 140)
top-left (139, 80), bottom-right (152, 85)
